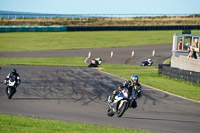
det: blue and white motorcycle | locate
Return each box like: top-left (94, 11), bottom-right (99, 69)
top-left (141, 58), bottom-right (153, 66)
top-left (107, 87), bottom-right (137, 117)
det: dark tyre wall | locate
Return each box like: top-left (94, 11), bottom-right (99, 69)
top-left (158, 64), bottom-right (200, 84)
top-left (67, 25), bottom-right (200, 31)
top-left (1, 25), bottom-right (200, 32)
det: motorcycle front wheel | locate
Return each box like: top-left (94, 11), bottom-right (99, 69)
top-left (7, 87), bottom-right (13, 99)
top-left (107, 108), bottom-right (114, 117)
top-left (116, 101), bottom-right (128, 117)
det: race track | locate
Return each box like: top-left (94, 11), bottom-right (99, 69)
top-left (0, 44), bottom-right (171, 66)
top-left (0, 44), bottom-right (200, 133)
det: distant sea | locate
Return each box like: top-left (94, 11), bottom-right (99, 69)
top-left (0, 10), bottom-right (194, 19)
top-left (0, 10), bottom-right (89, 18)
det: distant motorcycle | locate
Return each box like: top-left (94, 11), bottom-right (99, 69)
top-left (107, 87), bottom-right (137, 117)
top-left (5, 76), bottom-right (17, 99)
top-left (88, 58), bottom-right (102, 67)
top-left (141, 58), bottom-right (153, 66)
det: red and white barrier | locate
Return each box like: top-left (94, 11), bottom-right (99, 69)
top-left (88, 51), bottom-right (91, 58)
top-left (84, 51), bottom-right (91, 64)
top-left (131, 50), bottom-right (135, 57)
top-left (110, 51), bottom-right (114, 58)
top-left (152, 50), bottom-right (155, 56)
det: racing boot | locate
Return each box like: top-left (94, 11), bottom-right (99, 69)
top-left (131, 100), bottom-right (137, 108)
top-left (110, 90), bottom-right (119, 102)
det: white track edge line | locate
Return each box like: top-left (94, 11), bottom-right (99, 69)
top-left (98, 69), bottom-right (200, 104)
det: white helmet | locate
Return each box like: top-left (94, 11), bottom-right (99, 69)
top-left (148, 58), bottom-right (152, 62)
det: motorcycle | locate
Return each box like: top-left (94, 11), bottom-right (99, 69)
top-left (5, 76), bottom-right (17, 99)
top-left (141, 59), bottom-right (153, 66)
top-left (88, 58), bottom-right (102, 67)
top-left (107, 87), bottom-right (137, 117)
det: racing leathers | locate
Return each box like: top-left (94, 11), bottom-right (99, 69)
top-left (4, 71), bottom-right (21, 94)
top-left (111, 80), bottom-right (137, 108)
top-left (111, 80), bottom-right (133, 101)
top-left (111, 80), bottom-right (142, 101)
top-left (132, 82), bottom-right (142, 99)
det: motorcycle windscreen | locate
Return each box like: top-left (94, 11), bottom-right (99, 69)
top-left (9, 76), bottom-right (17, 82)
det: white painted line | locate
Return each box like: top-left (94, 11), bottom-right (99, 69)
top-left (141, 83), bottom-right (200, 103)
top-left (99, 70), bottom-right (200, 104)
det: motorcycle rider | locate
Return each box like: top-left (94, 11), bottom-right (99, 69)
top-left (110, 75), bottom-right (141, 108)
top-left (110, 75), bottom-right (141, 99)
top-left (147, 58), bottom-right (153, 66)
top-left (88, 57), bottom-right (102, 67)
top-left (130, 75), bottom-right (142, 98)
top-left (142, 58), bottom-right (153, 66)
top-left (95, 58), bottom-right (102, 65)
top-left (4, 69), bottom-right (21, 95)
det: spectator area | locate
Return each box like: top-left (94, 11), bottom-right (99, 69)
top-left (171, 55), bottom-right (200, 72)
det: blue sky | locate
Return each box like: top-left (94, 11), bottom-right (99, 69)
top-left (0, 0), bottom-right (199, 14)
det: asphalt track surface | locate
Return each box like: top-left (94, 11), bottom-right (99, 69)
top-left (0, 44), bottom-right (200, 133)
top-left (0, 44), bottom-right (172, 66)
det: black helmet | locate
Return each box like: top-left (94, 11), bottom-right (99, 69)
top-left (11, 69), bottom-right (17, 74)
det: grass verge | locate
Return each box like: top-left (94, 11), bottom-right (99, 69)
top-left (0, 30), bottom-right (195, 51)
top-left (163, 58), bottom-right (171, 64)
top-left (101, 64), bottom-right (200, 101)
top-left (0, 114), bottom-right (150, 133)
top-left (0, 57), bottom-right (87, 66)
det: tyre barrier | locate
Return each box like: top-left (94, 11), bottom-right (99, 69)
top-left (0, 26), bottom-right (67, 32)
top-left (1, 25), bottom-right (200, 32)
top-left (66, 25), bottom-right (200, 31)
top-left (158, 64), bottom-right (200, 84)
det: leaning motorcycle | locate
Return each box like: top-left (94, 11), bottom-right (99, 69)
top-left (5, 76), bottom-right (17, 99)
top-left (141, 58), bottom-right (153, 66)
top-left (107, 87), bottom-right (137, 117)
top-left (88, 59), bottom-right (99, 67)
top-left (88, 58), bottom-right (102, 67)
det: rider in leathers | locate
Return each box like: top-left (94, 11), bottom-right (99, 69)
top-left (110, 75), bottom-right (141, 108)
top-left (130, 75), bottom-right (142, 98)
top-left (4, 69), bottom-right (21, 95)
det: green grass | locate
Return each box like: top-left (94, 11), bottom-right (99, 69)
top-left (164, 58), bottom-right (171, 64)
top-left (0, 57), bottom-right (87, 66)
top-left (1, 30), bottom-right (200, 132)
top-left (101, 64), bottom-right (200, 101)
top-left (0, 114), bottom-right (150, 133)
top-left (0, 30), bottom-right (193, 51)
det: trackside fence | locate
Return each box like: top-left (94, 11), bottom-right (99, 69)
top-left (1, 25), bottom-right (200, 32)
top-left (158, 64), bottom-right (200, 84)
top-left (66, 25), bottom-right (200, 31)
top-left (0, 26), bottom-right (66, 32)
